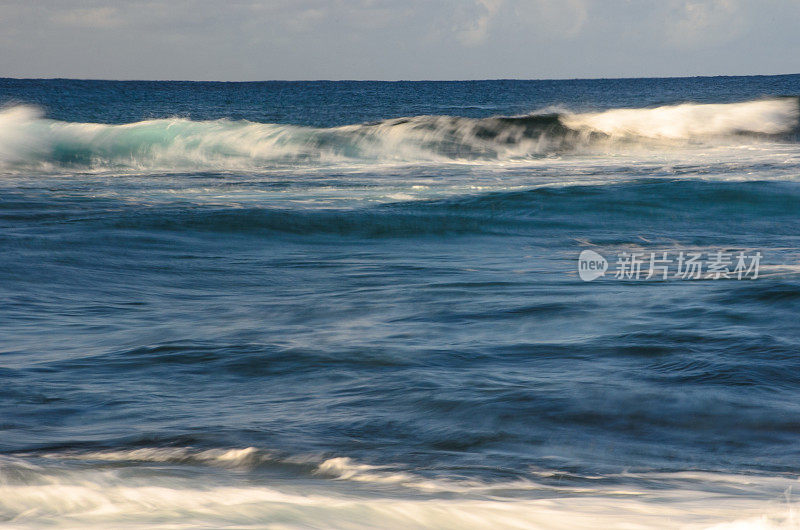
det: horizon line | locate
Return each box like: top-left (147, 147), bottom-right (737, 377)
top-left (2, 72), bottom-right (800, 84)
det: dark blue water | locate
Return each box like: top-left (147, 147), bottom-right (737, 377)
top-left (1, 76), bottom-right (800, 528)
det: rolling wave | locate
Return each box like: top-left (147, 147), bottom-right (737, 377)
top-left (0, 98), bottom-right (797, 170)
top-left (2, 450), bottom-right (797, 529)
top-left (9, 180), bottom-right (794, 238)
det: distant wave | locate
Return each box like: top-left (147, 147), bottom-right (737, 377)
top-left (0, 98), bottom-right (797, 170)
top-left (8, 179), bottom-right (798, 238)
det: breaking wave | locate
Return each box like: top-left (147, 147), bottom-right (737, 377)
top-left (0, 98), bottom-right (797, 170)
top-left (2, 449), bottom-right (798, 529)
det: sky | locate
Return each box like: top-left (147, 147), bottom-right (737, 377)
top-left (0, 0), bottom-right (799, 81)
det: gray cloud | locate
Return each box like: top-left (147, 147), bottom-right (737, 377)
top-left (0, 0), bottom-right (798, 80)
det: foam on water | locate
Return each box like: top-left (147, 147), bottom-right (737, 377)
top-left (0, 98), bottom-right (796, 172)
top-left (1, 451), bottom-right (798, 529)
top-left (562, 99), bottom-right (799, 139)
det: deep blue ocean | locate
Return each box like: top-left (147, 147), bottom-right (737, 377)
top-left (2, 76), bottom-right (800, 529)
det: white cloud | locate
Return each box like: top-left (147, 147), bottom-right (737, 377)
top-left (513, 0), bottom-right (588, 38)
top-left (452, 0), bottom-right (589, 47)
top-left (456, 0), bottom-right (504, 46)
top-left (665, 0), bottom-right (744, 48)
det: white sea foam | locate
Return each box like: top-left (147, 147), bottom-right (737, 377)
top-left (2, 450), bottom-right (798, 529)
top-left (0, 98), bottom-right (796, 172)
top-left (562, 99), bottom-right (799, 139)
top-left (43, 446), bottom-right (272, 469)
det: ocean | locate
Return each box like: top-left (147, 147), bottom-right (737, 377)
top-left (1, 76), bottom-right (800, 529)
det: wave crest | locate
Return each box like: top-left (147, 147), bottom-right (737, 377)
top-left (562, 98), bottom-right (799, 139)
top-left (3, 450), bottom-right (799, 529)
top-left (0, 98), bottom-right (797, 170)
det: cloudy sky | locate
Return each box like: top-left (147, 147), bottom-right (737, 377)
top-left (1, 0), bottom-right (798, 80)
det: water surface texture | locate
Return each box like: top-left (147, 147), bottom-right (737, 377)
top-left (2, 76), bottom-right (800, 529)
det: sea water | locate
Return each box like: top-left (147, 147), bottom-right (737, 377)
top-left (1, 76), bottom-right (800, 529)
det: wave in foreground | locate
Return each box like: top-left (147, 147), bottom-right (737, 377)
top-left (0, 98), bottom-right (797, 170)
top-left (2, 448), bottom-right (798, 529)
